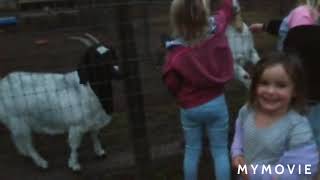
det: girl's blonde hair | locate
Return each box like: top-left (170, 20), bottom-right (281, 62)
top-left (170, 0), bottom-right (210, 44)
top-left (302, 0), bottom-right (320, 7)
top-left (297, 0), bottom-right (312, 5)
top-left (314, 0), bottom-right (320, 7)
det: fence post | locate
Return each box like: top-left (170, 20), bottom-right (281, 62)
top-left (116, 2), bottom-right (152, 180)
top-left (142, 0), bottom-right (151, 58)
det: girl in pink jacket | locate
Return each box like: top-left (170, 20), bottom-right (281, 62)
top-left (163, 0), bottom-right (238, 179)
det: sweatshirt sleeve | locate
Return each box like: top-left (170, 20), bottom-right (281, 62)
top-left (277, 117), bottom-right (319, 177)
top-left (162, 51), bottom-right (183, 96)
top-left (248, 144), bottom-right (318, 180)
top-left (263, 19), bottom-right (283, 36)
top-left (162, 69), bottom-right (182, 96)
top-left (249, 117), bottom-right (319, 179)
top-left (231, 105), bottom-right (247, 158)
top-left (287, 6), bottom-right (316, 28)
top-left (231, 116), bottom-right (244, 158)
top-left (214, 0), bottom-right (234, 33)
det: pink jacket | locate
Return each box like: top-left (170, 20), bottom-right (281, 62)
top-left (287, 5), bottom-right (319, 28)
top-left (162, 0), bottom-right (234, 108)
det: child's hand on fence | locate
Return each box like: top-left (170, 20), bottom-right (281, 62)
top-left (249, 23), bottom-right (264, 33)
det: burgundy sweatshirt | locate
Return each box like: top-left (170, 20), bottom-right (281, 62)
top-left (162, 0), bottom-right (234, 109)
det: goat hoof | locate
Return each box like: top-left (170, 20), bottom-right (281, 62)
top-left (72, 165), bottom-right (81, 171)
top-left (95, 149), bottom-right (105, 157)
top-left (36, 159), bottom-right (48, 169)
top-left (68, 159), bottom-right (81, 171)
top-left (69, 163), bottom-right (81, 171)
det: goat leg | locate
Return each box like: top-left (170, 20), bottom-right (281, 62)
top-left (91, 130), bottom-right (105, 157)
top-left (10, 122), bottom-right (48, 169)
top-left (68, 127), bottom-right (84, 171)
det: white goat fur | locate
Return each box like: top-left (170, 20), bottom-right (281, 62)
top-left (233, 64), bottom-right (251, 88)
top-left (226, 22), bottom-right (260, 88)
top-left (0, 71), bottom-right (111, 171)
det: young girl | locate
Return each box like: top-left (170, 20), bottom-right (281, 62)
top-left (162, 0), bottom-right (238, 179)
top-left (250, 0), bottom-right (320, 51)
top-left (226, 9), bottom-right (260, 88)
top-left (231, 52), bottom-right (319, 180)
top-left (250, 3), bottom-right (320, 178)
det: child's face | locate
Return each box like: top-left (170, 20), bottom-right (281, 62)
top-left (255, 64), bottom-right (295, 115)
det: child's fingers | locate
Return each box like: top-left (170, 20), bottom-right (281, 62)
top-left (232, 158), bottom-right (240, 168)
top-left (238, 157), bottom-right (246, 166)
top-left (249, 23), bottom-right (264, 32)
top-left (232, 156), bottom-right (245, 168)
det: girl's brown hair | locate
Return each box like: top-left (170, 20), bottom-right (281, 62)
top-left (248, 52), bottom-right (307, 114)
top-left (170, 0), bottom-right (210, 44)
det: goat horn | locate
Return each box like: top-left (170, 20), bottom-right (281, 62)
top-left (84, 33), bottom-right (100, 44)
top-left (68, 36), bottom-right (93, 47)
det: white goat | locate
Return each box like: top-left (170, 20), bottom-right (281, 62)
top-left (226, 18), bottom-right (260, 88)
top-left (0, 34), bottom-right (115, 171)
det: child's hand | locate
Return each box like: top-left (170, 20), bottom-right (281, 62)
top-left (249, 23), bottom-right (264, 33)
top-left (232, 156), bottom-right (249, 180)
top-left (232, 155), bottom-right (246, 168)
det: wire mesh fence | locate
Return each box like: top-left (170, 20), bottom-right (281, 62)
top-left (0, 0), bottom-right (291, 179)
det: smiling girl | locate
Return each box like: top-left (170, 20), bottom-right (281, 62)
top-left (231, 52), bottom-right (319, 180)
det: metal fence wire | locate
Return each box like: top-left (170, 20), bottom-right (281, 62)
top-left (0, 1), bottom-right (182, 180)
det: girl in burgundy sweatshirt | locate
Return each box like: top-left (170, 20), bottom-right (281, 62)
top-left (162, 0), bottom-right (237, 179)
